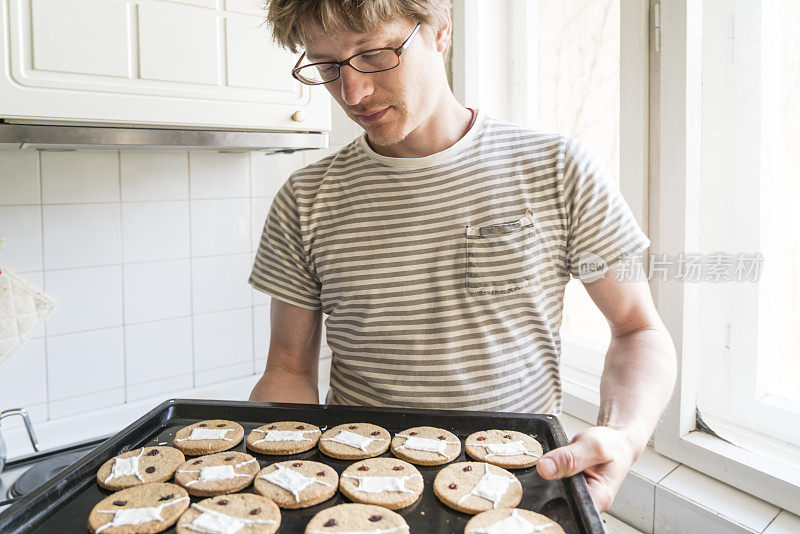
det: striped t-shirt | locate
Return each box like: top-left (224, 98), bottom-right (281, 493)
top-left (249, 110), bottom-right (649, 415)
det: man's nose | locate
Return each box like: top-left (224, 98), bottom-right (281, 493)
top-left (338, 66), bottom-right (373, 106)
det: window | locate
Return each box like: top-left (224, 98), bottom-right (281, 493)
top-left (693, 0), bottom-right (800, 470)
top-left (452, 0), bottom-right (800, 514)
top-left (652, 0), bottom-right (800, 515)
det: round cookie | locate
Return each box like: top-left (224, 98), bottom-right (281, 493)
top-left (464, 429), bottom-right (543, 469)
top-left (246, 421), bottom-right (321, 455)
top-left (254, 460), bottom-right (338, 509)
top-left (318, 423), bottom-right (390, 460)
top-left (305, 503), bottom-right (409, 533)
top-left (391, 426), bottom-right (461, 466)
top-left (174, 451), bottom-right (260, 497)
top-left (464, 508), bottom-right (566, 534)
top-left (88, 482), bottom-right (190, 534)
top-left (176, 493), bottom-right (281, 534)
top-left (433, 461), bottom-right (522, 514)
top-left (173, 420), bottom-right (244, 455)
top-left (339, 457), bottom-right (423, 510)
top-left (97, 446), bottom-right (185, 490)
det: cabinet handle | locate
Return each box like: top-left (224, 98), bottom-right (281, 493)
top-left (291, 110), bottom-right (306, 122)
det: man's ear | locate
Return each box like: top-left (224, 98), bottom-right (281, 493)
top-left (434, 8), bottom-right (453, 54)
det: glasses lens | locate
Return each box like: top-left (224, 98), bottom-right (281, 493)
top-left (295, 63), bottom-right (339, 84)
top-left (350, 49), bottom-right (399, 72)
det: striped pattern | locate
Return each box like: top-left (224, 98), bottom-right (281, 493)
top-left (249, 111), bottom-right (649, 415)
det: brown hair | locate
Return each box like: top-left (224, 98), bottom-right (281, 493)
top-left (264, 0), bottom-right (452, 53)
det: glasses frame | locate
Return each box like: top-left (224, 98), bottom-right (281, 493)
top-left (291, 22), bottom-right (422, 85)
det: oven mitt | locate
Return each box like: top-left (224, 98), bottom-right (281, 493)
top-left (0, 235), bottom-right (57, 365)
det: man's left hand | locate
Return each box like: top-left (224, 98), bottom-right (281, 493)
top-left (536, 425), bottom-right (640, 513)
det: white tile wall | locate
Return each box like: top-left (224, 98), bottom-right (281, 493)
top-left (121, 201), bottom-right (191, 262)
top-left (0, 139), bottom-right (341, 458)
top-left (0, 205), bottom-right (42, 271)
top-left (42, 203), bottom-right (121, 269)
top-left (120, 151), bottom-right (189, 201)
top-left (123, 259), bottom-right (192, 324)
top-left (0, 151), bottom-right (40, 204)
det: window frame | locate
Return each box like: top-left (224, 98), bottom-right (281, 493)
top-left (650, 0), bottom-right (800, 515)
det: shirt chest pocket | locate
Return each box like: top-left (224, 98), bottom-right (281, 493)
top-left (465, 210), bottom-right (543, 295)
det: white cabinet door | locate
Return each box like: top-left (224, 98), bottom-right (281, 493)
top-left (0, 0), bottom-right (330, 132)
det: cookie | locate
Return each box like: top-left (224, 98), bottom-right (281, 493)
top-left (96, 446), bottom-right (185, 491)
top-left (433, 461), bottom-right (522, 514)
top-left (464, 430), bottom-right (543, 469)
top-left (246, 421), bottom-right (321, 455)
top-left (174, 451), bottom-right (260, 497)
top-left (391, 426), bottom-right (461, 466)
top-left (172, 420), bottom-right (244, 455)
top-left (88, 482), bottom-right (190, 534)
top-left (339, 457), bottom-right (423, 510)
top-left (254, 460), bottom-right (338, 509)
top-left (304, 503), bottom-right (409, 534)
top-left (176, 493), bottom-right (281, 534)
top-left (318, 423), bottom-right (390, 460)
top-left (464, 508), bottom-right (566, 533)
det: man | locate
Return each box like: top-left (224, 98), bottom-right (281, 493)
top-left (248, 0), bottom-right (677, 513)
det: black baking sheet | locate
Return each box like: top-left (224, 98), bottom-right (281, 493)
top-left (0, 399), bottom-right (605, 533)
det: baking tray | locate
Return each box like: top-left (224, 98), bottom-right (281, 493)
top-left (0, 399), bottom-right (606, 533)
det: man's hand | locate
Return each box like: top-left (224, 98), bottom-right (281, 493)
top-left (536, 425), bottom-right (639, 513)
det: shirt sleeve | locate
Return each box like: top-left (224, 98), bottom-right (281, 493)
top-left (561, 136), bottom-right (650, 279)
top-left (248, 177), bottom-right (322, 309)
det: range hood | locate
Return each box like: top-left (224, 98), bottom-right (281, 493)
top-left (0, 120), bottom-right (329, 153)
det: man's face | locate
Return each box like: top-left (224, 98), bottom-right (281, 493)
top-left (301, 20), bottom-right (437, 148)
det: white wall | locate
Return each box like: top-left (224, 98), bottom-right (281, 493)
top-left (0, 99), bottom-right (362, 458)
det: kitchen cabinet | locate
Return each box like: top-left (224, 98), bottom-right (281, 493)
top-left (0, 0), bottom-right (330, 132)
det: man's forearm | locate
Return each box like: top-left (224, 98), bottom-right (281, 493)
top-left (249, 366), bottom-right (320, 404)
top-left (597, 326), bottom-right (677, 457)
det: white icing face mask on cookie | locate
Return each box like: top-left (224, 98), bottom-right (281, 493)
top-left (321, 430), bottom-right (384, 452)
top-left (457, 464), bottom-right (517, 509)
top-left (342, 473), bottom-right (421, 494)
top-left (177, 428), bottom-right (232, 442)
top-left (251, 429), bottom-right (316, 445)
top-left (105, 449), bottom-right (145, 483)
top-left (483, 440), bottom-right (536, 457)
top-left (183, 504), bottom-right (276, 534)
top-left (466, 509), bottom-right (555, 534)
top-left (261, 464), bottom-right (335, 502)
top-left (395, 435), bottom-right (459, 456)
top-left (95, 496), bottom-right (189, 533)
top-left (178, 459), bottom-right (256, 486)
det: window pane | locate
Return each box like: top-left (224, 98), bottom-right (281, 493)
top-left (696, 0), bottom-right (800, 466)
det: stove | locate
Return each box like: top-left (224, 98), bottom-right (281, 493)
top-left (0, 435), bottom-right (110, 512)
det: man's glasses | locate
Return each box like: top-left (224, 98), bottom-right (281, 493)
top-left (292, 22), bottom-right (422, 85)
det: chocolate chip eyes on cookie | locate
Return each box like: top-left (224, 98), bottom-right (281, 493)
top-left (391, 426), bottom-right (461, 466)
top-left (174, 451), bottom-right (260, 497)
top-left (433, 461), bottom-right (523, 514)
top-left (172, 419), bottom-right (245, 455)
top-left (88, 483), bottom-right (190, 534)
top-left (304, 503), bottom-right (409, 534)
top-left (339, 458), bottom-right (424, 510)
top-left (254, 460), bottom-right (338, 509)
top-left (318, 423), bottom-right (391, 460)
top-left (246, 421), bottom-right (321, 455)
top-left (96, 446), bottom-right (185, 490)
top-left (176, 493), bottom-right (281, 534)
top-left (464, 429), bottom-right (543, 469)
